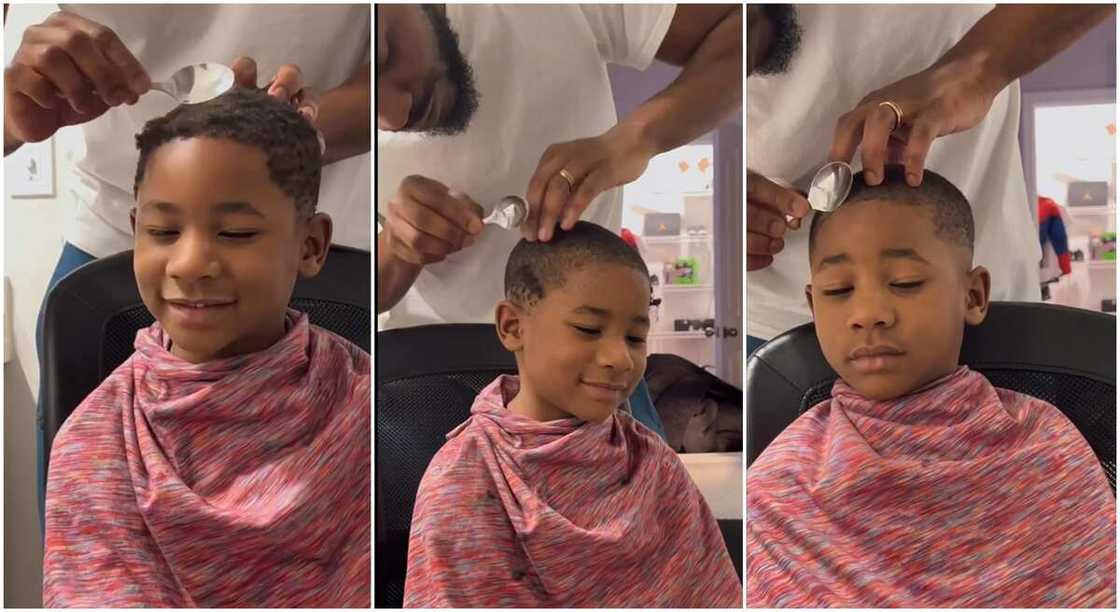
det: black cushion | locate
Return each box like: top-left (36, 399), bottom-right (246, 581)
top-left (40, 245), bottom-right (370, 492)
top-left (745, 302), bottom-right (1116, 492)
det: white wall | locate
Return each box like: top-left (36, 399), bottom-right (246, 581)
top-left (5, 3), bottom-right (74, 400)
top-left (4, 5), bottom-right (74, 606)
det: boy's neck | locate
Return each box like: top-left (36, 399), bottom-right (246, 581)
top-left (506, 374), bottom-right (574, 422)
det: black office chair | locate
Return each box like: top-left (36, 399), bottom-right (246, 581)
top-left (376, 324), bottom-right (743, 608)
top-left (40, 245), bottom-right (370, 494)
top-left (745, 302), bottom-right (1116, 492)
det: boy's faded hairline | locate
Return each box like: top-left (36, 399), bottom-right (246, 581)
top-left (504, 221), bottom-right (650, 308)
top-left (808, 164), bottom-right (975, 258)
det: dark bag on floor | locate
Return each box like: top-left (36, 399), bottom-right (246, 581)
top-left (645, 354), bottom-right (742, 453)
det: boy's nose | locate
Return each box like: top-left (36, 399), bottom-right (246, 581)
top-left (597, 339), bottom-right (635, 372)
top-left (166, 236), bottom-right (221, 281)
top-left (847, 293), bottom-right (896, 330)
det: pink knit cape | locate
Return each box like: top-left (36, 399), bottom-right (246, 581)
top-left (404, 375), bottom-right (742, 608)
top-left (747, 367), bottom-right (1116, 607)
top-left (43, 311), bottom-right (371, 607)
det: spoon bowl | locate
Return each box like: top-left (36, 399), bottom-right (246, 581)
top-left (150, 63), bottom-right (235, 105)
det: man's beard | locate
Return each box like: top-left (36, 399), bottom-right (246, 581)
top-left (753, 5), bottom-right (802, 76)
top-left (422, 5), bottom-right (479, 135)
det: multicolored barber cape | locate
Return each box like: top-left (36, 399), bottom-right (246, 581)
top-left (405, 375), bottom-right (742, 608)
top-left (43, 310), bottom-right (371, 607)
top-left (748, 366), bottom-right (1115, 607)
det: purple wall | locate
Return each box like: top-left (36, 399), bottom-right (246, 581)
top-left (608, 61), bottom-right (718, 144)
top-left (1020, 12), bottom-right (1116, 94)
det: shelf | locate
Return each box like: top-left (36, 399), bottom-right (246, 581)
top-left (649, 331), bottom-right (709, 340)
top-left (660, 283), bottom-right (714, 292)
top-left (642, 235), bottom-right (712, 245)
top-left (1067, 205), bottom-right (1116, 217)
top-left (1088, 260), bottom-right (1116, 270)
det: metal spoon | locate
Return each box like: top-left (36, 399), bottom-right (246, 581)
top-left (807, 161), bottom-right (854, 212)
top-left (374, 195), bottom-right (528, 230)
top-left (148, 63), bottom-right (235, 105)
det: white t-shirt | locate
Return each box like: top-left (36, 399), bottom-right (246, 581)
top-left (746, 4), bottom-right (1040, 339)
top-left (58, 4), bottom-right (371, 258)
top-left (377, 4), bottom-right (675, 329)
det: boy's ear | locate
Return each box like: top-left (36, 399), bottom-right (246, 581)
top-left (129, 209), bottom-right (137, 235)
top-left (298, 212), bottom-right (333, 278)
top-left (495, 299), bottom-right (525, 352)
top-left (964, 265), bottom-right (992, 326)
top-left (804, 284), bottom-right (815, 316)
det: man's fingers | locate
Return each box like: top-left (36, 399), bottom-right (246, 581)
top-left (858, 103), bottom-right (898, 186)
top-left (902, 119), bottom-right (938, 187)
top-left (400, 175), bottom-right (482, 235)
top-left (829, 108), bottom-right (865, 163)
top-left (747, 254), bottom-right (774, 272)
top-left (6, 63), bottom-right (62, 109)
top-left (389, 196), bottom-right (470, 249)
top-left (537, 172), bottom-right (572, 242)
top-left (526, 143), bottom-right (566, 221)
top-left (746, 201), bottom-right (788, 239)
top-left (269, 63), bottom-right (304, 101)
top-left (293, 86), bottom-right (321, 123)
top-left (747, 174), bottom-right (811, 218)
top-left (747, 231), bottom-right (785, 257)
top-left (386, 211), bottom-right (458, 259)
top-left (230, 56), bottom-right (258, 89)
top-left (563, 168), bottom-right (606, 230)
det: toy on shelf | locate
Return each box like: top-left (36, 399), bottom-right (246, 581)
top-left (665, 257), bottom-right (699, 285)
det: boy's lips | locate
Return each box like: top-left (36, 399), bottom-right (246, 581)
top-left (164, 298), bottom-right (237, 327)
top-left (580, 379), bottom-right (628, 402)
top-left (848, 344), bottom-right (906, 373)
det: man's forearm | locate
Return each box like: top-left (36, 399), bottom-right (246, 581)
top-left (620, 8), bottom-right (742, 154)
top-left (319, 63), bottom-right (371, 166)
top-left (376, 229), bottom-right (423, 314)
top-left (937, 5), bottom-right (1114, 94)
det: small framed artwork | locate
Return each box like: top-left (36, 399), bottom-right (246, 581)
top-left (6, 139), bottom-right (55, 198)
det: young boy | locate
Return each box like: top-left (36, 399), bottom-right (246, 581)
top-left (42, 88), bottom-right (371, 608)
top-left (404, 221), bottom-right (741, 608)
top-left (747, 165), bottom-right (1116, 607)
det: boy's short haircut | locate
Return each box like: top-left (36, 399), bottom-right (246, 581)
top-left (808, 165), bottom-right (975, 258)
top-left (504, 221), bottom-right (650, 308)
top-left (133, 87), bottom-right (322, 216)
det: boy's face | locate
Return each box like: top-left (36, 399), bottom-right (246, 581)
top-left (498, 263), bottom-right (651, 423)
top-left (807, 200), bottom-right (989, 400)
top-left (133, 137), bottom-right (330, 363)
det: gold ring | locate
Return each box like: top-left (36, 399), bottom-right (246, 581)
top-left (558, 168), bottom-right (577, 190)
top-left (879, 100), bottom-right (904, 131)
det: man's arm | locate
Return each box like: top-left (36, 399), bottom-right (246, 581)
top-left (630, 4), bottom-right (743, 153)
top-left (831, 5), bottom-right (1115, 186)
top-left (523, 5), bottom-right (742, 242)
top-left (318, 62), bottom-right (371, 165)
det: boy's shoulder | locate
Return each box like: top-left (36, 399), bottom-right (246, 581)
top-left (49, 352), bottom-right (140, 467)
top-left (307, 322), bottom-right (370, 373)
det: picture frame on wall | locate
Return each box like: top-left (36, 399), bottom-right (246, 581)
top-left (6, 139), bottom-right (55, 199)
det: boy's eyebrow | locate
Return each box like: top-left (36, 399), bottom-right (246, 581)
top-left (139, 201), bottom-right (265, 217)
top-left (214, 201), bottom-right (266, 217)
top-left (815, 252), bottom-right (851, 272)
top-left (882, 248), bottom-right (930, 264)
top-left (573, 305), bottom-right (651, 325)
top-left (815, 248), bottom-right (931, 271)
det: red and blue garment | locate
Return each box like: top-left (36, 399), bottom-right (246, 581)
top-left (1039, 195), bottom-right (1072, 275)
top-left (43, 310), bottom-right (371, 607)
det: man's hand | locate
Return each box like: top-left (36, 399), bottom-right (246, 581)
top-left (230, 57), bottom-right (324, 151)
top-left (829, 58), bottom-right (999, 188)
top-left (382, 175), bottom-right (483, 265)
top-left (4, 11), bottom-right (150, 154)
top-left (522, 123), bottom-right (656, 243)
top-left (747, 170), bottom-right (810, 271)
